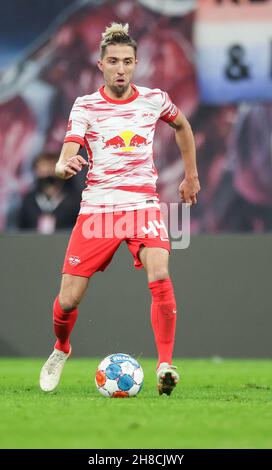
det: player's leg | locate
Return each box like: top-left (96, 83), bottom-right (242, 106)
top-left (51, 212), bottom-right (120, 354)
top-left (40, 212), bottom-right (123, 392)
top-left (40, 273), bottom-right (89, 392)
top-left (139, 246), bottom-right (179, 395)
top-left (54, 273), bottom-right (89, 353)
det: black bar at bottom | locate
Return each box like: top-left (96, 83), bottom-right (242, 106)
top-left (0, 449), bottom-right (270, 466)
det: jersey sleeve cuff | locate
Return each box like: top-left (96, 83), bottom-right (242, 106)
top-left (160, 109), bottom-right (179, 123)
top-left (64, 135), bottom-right (85, 146)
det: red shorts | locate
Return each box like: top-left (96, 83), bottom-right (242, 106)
top-left (62, 208), bottom-right (170, 278)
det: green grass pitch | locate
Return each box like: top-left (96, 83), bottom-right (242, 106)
top-left (0, 358), bottom-right (271, 449)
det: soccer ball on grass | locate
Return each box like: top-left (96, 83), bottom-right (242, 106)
top-left (95, 353), bottom-right (144, 397)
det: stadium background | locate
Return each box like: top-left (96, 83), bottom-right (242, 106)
top-left (1, 0), bottom-right (272, 234)
top-left (0, 0), bottom-right (271, 450)
top-left (1, 0), bottom-right (271, 357)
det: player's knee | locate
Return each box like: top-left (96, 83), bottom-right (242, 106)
top-left (148, 268), bottom-right (169, 283)
top-left (59, 294), bottom-right (81, 312)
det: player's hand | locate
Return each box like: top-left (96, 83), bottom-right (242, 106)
top-left (179, 176), bottom-right (201, 206)
top-left (63, 155), bottom-right (88, 179)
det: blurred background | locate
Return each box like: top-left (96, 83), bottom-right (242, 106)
top-left (1, 0), bottom-right (271, 358)
top-left (1, 0), bottom-right (271, 234)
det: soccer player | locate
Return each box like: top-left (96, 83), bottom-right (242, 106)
top-left (39, 23), bottom-right (200, 395)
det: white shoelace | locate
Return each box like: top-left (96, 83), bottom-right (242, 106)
top-left (47, 351), bottom-right (66, 375)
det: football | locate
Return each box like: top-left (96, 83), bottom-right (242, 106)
top-left (95, 353), bottom-right (144, 397)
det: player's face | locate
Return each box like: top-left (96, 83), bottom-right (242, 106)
top-left (98, 45), bottom-right (137, 96)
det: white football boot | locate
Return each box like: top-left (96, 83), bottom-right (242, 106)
top-left (39, 347), bottom-right (71, 392)
top-left (157, 362), bottom-right (179, 396)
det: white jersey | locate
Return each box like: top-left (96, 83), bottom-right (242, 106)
top-left (64, 84), bottom-right (178, 213)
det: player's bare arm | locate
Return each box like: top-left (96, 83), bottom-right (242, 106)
top-left (55, 142), bottom-right (87, 179)
top-left (169, 111), bottom-right (201, 205)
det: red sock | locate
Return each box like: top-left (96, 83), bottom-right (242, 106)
top-left (149, 278), bottom-right (177, 369)
top-left (53, 296), bottom-right (78, 354)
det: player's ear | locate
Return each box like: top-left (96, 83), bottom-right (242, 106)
top-left (97, 60), bottom-right (103, 72)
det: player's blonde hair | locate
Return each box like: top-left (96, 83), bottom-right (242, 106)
top-left (100, 23), bottom-right (137, 58)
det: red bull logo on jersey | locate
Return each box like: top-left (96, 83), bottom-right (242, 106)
top-left (103, 130), bottom-right (147, 151)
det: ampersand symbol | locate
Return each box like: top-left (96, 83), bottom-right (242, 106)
top-left (225, 44), bottom-right (250, 81)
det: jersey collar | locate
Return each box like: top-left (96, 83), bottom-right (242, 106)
top-left (99, 83), bottom-right (139, 104)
